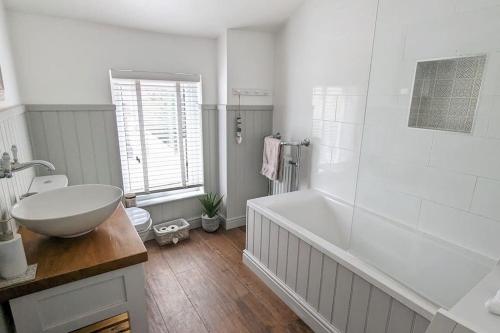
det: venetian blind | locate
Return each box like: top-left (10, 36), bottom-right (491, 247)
top-left (111, 77), bottom-right (203, 194)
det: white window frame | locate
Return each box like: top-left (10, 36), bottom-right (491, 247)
top-left (110, 69), bottom-right (205, 198)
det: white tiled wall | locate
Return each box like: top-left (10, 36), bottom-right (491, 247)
top-left (273, 0), bottom-right (378, 205)
top-left (275, 0), bottom-right (500, 261)
top-left (355, 0), bottom-right (500, 260)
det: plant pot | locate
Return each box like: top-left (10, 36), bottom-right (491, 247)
top-left (201, 214), bottom-right (220, 232)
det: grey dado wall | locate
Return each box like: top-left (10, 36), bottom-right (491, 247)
top-left (25, 104), bottom-right (219, 225)
top-left (218, 105), bottom-right (273, 228)
top-left (26, 105), bottom-right (122, 186)
top-left (0, 105), bottom-right (35, 212)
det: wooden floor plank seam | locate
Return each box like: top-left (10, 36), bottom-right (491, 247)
top-left (145, 227), bottom-right (312, 333)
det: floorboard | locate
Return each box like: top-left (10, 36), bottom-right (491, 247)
top-left (145, 227), bottom-right (313, 333)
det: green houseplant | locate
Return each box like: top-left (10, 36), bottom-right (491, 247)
top-left (199, 193), bottom-right (223, 232)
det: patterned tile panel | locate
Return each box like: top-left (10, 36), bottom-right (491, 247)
top-left (408, 55), bottom-right (486, 133)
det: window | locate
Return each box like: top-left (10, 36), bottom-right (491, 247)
top-left (110, 70), bottom-right (204, 195)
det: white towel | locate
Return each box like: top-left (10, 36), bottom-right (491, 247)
top-left (261, 136), bottom-right (282, 181)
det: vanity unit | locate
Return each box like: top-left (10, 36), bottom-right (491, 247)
top-left (0, 205), bottom-right (148, 333)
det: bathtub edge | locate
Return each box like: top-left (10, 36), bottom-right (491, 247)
top-left (247, 200), bottom-right (438, 321)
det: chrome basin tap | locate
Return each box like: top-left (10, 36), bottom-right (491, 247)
top-left (0, 145), bottom-right (55, 178)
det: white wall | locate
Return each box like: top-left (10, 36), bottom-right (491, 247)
top-left (0, 3), bottom-right (32, 332)
top-left (273, 0), bottom-right (378, 204)
top-left (0, 1), bottom-right (19, 108)
top-left (226, 29), bottom-right (274, 105)
top-left (7, 11), bottom-right (218, 105)
top-left (355, 0), bottom-right (500, 261)
top-left (217, 31), bottom-right (228, 105)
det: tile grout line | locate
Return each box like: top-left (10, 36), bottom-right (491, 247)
top-left (468, 176), bottom-right (479, 211)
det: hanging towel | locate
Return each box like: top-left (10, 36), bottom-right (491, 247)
top-left (261, 136), bottom-right (282, 181)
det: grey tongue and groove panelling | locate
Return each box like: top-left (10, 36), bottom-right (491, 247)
top-left (246, 207), bottom-right (431, 333)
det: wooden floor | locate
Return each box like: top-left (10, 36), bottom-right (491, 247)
top-left (144, 227), bottom-right (313, 333)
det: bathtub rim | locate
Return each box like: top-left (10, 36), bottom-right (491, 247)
top-left (247, 199), bottom-right (439, 321)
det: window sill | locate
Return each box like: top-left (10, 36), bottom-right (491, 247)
top-left (136, 188), bottom-right (205, 207)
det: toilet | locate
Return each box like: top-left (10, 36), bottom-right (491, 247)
top-left (125, 207), bottom-right (152, 242)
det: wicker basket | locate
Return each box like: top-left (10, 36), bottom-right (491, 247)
top-left (153, 218), bottom-right (190, 246)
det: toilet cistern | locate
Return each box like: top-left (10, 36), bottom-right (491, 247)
top-left (0, 145), bottom-right (55, 178)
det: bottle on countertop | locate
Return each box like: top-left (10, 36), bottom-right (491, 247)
top-left (0, 209), bottom-right (28, 279)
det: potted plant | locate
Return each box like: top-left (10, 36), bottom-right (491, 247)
top-left (199, 193), bottom-right (223, 232)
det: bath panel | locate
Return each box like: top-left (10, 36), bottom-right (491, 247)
top-left (245, 206), bottom-right (430, 333)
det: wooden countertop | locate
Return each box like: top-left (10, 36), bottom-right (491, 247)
top-left (0, 204), bottom-right (148, 302)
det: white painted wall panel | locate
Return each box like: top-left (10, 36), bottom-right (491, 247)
top-left (246, 208), bottom-right (254, 255)
top-left (413, 314), bottom-right (430, 333)
top-left (89, 112), bottom-right (112, 185)
top-left (296, 240), bottom-right (311, 300)
top-left (0, 106), bottom-right (35, 246)
top-left (268, 222), bottom-right (279, 274)
top-left (425, 312), bottom-right (457, 333)
top-left (387, 300), bottom-right (414, 333)
top-left (0, 106), bottom-right (34, 209)
top-left (452, 325), bottom-right (474, 333)
top-left (276, 226), bottom-right (289, 281)
top-left (365, 287), bottom-right (392, 333)
top-left (318, 255), bottom-right (337, 322)
top-left (306, 247), bottom-right (323, 310)
top-left (332, 265), bottom-right (354, 332)
top-left (285, 233), bottom-right (299, 290)
top-left (260, 217), bottom-right (270, 267)
top-left (41, 112), bottom-right (67, 177)
top-left (58, 112), bottom-right (84, 185)
top-left (347, 275), bottom-right (371, 333)
top-left (253, 212), bottom-right (262, 260)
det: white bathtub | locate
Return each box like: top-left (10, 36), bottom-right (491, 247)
top-left (244, 190), bottom-right (494, 333)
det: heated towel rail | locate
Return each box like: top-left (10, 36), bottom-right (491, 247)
top-left (267, 133), bottom-right (310, 195)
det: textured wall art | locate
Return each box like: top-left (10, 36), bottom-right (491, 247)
top-left (408, 55), bottom-right (486, 133)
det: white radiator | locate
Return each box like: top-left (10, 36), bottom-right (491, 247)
top-left (269, 157), bottom-right (296, 195)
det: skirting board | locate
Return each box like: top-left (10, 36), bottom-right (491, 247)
top-left (243, 251), bottom-right (340, 333)
top-left (220, 215), bottom-right (246, 230)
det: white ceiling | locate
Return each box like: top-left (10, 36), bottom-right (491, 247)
top-left (4, 0), bottom-right (305, 38)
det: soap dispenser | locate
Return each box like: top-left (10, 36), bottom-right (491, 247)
top-left (0, 211), bottom-right (28, 279)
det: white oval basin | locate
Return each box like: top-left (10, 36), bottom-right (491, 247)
top-left (11, 184), bottom-right (123, 238)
